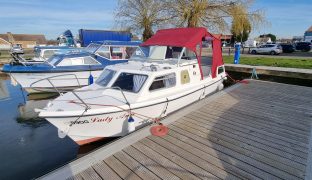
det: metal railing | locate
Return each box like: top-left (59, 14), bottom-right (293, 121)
top-left (29, 74), bottom-right (82, 94)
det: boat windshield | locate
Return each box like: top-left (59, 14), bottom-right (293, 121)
top-left (131, 46), bottom-right (187, 62)
top-left (45, 55), bottom-right (62, 65)
top-left (85, 43), bottom-right (101, 53)
top-left (96, 69), bottom-right (116, 87)
top-left (130, 46), bottom-right (150, 60)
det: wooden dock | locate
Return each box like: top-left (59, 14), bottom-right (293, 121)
top-left (40, 80), bottom-right (312, 180)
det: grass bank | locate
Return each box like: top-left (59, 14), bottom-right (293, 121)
top-left (223, 55), bottom-right (312, 69)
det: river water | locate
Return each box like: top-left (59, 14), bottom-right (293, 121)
top-left (0, 76), bottom-right (107, 180)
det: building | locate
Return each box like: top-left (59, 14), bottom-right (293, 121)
top-left (304, 26), bottom-right (312, 42)
top-left (0, 32), bottom-right (47, 49)
top-left (0, 37), bottom-right (11, 50)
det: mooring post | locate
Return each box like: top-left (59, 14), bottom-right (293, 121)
top-left (251, 68), bottom-right (259, 79)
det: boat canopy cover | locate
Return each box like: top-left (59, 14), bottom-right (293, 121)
top-left (142, 27), bottom-right (224, 78)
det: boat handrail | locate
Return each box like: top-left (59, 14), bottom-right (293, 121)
top-left (30, 74), bottom-right (82, 94)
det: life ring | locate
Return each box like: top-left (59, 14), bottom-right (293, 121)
top-left (150, 123), bottom-right (169, 137)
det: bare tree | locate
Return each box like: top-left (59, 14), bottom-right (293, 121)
top-left (115, 0), bottom-right (170, 41)
top-left (115, 0), bottom-right (266, 41)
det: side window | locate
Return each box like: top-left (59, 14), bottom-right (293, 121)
top-left (83, 56), bottom-right (100, 65)
top-left (57, 57), bottom-right (84, 66)
top-left (149, 73), bottom-right (176, 91)
top-left (165, 47), bottom-right (183, 59)
top-left (180, 70), bottom-right (190, 84)
top-left (43, 50), bottom-right (56, 59)
top-left (113, 73), bottom-right (147, 93)
top-left (96, 46), bottom-right (110, 59)
top-left (125, 47), bottom-right (138, 59)
top-left (181, 48), bottom-right (196, 60)
top-left (111, 47), bottom-right (123, 59)
top-left (218, 66), bottom-right (224, 74)
top-left (57, 58), bottom-right (72, 66)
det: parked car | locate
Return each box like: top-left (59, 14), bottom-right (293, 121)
top-left (10, 46), bottom-right (24, 54)
top-left (280, 44), bottom-right (295, 53)
top-left (250, 44), bottom-right (282, 55)
top-left (295, 42), bottom-right (311, 52)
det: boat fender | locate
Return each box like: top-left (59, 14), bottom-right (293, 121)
top-left (218, 83), bottom-right (224, 91)
top-left (127, 116), bottom-right (135, 133)
top-left (150, 123), bottom-right (169, 137)
top-left (88, 74), bottom-right (94, 85)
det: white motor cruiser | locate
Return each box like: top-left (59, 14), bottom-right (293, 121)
top-left (38, 28), bottom-right (226, 145)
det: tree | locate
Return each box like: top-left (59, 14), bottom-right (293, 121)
top-left (115, 0), bottom-right (170, 41)
top-left (260, 33), bottom-right (276, 42)
top-left (230, 4), bottom-right (252, 42)
top-left (165, 0), bottom-right (265, 33)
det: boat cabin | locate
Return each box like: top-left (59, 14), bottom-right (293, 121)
top-left (94, 28), bottom-right (225, 101)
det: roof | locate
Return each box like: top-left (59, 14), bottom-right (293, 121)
top-left (0, 37), bottom-right (10, 45)
top-left (142, 27), bottom-right (215, 52)
top-left (0, 33), bottom-right (47, 44)
top-left (306, 26), bottom-right (312, 32)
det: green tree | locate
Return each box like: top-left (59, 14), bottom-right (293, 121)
top-left (230, 4), bottom-right (252, 42)
top-left (260, 33), bottom-right (277, 42)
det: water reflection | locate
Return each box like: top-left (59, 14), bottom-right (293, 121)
top-left (0, 75), bottom-right (114, 180)
top-left (0, 76), bottom-right (78, 180)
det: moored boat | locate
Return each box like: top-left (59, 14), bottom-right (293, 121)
top-left (38, 27), bottom-right (227, 145)
top-left (1, 41), bottom-right (141, 93)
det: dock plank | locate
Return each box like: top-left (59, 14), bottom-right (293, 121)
top-left (174, 120), bottom-right (306, 176)
top-left (123, 146), bottom-right (181, 180)
top-left (92, 162), bottom-right (122, 180)
top-left (182, 116), bottom-right (307, 165)
top-left (114, 151), bottom-right (161, 180)
top-left (104, 156), bottom-right (141, 180)
top-left (171, 124), bottom-right (303, 180)
top-left (192, 110), bottom-right (309, 154)
top-left (132, 142), bottom-right (206, 179)
top-left (79, 167), bottom-right (102, 180)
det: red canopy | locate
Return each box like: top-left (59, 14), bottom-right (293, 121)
top-left (142, 27), bottom-right (224, 78)
top-left (142, 27), bottom-right (210, 52)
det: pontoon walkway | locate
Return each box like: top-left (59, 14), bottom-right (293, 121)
top-left (40, 80), bottom-right (312, 180)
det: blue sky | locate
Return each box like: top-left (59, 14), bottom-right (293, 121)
top-left (0, 0), bottom-right (311, 39)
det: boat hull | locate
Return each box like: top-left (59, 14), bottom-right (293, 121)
top-left (44, 78), bottom-right (223, 145)
top-left (10, 70), bottom-right (102, 93)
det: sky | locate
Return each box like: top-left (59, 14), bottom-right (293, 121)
top-left (0, 0), bottom-right (311, 40)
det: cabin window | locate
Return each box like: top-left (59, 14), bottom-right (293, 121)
top-left (180, 70), bottom-right (190, 84)
top-left (165, 47), bottom-right (183, 59)
top-left (113, 73), bottom-right (148, 93)
top-left (218, 66), bottom-right (224, 74)
top-left (149, 73), bottom-right (176, 91)
top-left (111, 47), bottom-right (123, 59)
top-left (83, 56), bottom-right (100, 65)
top-left (96, 46), bottom-right (110, 59)
top-left (96, 69), bottom-right (116, 87)
top-left (85, 43), bottom-right (101, 53)
top-left (46, 55), bottom-right (62, 65)
top-left (125, 47), bottom-right (138, 59)
top-left (181, 48), bottom-right (196, 60)
top-left (43, 50), bottom-right (56, 59)
top-left (130, 47), bottom-right (149, 59)
top-left (57, 57), bottom-right (99, 66)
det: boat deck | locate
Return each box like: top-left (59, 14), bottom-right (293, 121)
top-left (41, 80), bottom-right (312, 180)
